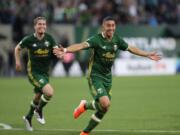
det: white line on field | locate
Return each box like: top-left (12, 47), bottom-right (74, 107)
top-left (0, 123), bottom-right (12, 129)
top-left (1, 128), bottom-right (180, 134)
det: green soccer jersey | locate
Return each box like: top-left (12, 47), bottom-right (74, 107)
top-left (86, 33), bottom-right (128, 82)
top-left (19, 33), bottom-right (57, 74)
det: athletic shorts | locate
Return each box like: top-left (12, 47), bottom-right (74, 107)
top-left (28, 71), bottom-right (49, 93)
top-left (88, 76), bottom-right (112, 101)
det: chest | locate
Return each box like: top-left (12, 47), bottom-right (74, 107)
top-left (97, 40), bottom-right (118, 54)
top-left (29, 39), bottom-right (51, 49)
top-left (95, 40), bottom-right (119, 60)
top-left (28, 40), bottom-right (52, 56)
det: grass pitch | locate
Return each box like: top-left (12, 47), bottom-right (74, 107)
top-left (0, 75), bottom-right (180, 135)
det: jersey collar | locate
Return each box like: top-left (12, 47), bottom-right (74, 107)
top-left (101, 32), bottom-right (106, 38)
top-left (33, 33), bottom-right (36, 37)
top-left (33, 33), bottom-right (45, 40)
top-left (101, 32), bottom-right (114, 41)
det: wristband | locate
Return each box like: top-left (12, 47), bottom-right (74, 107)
top-left (64, 48), bottom-right (67, 53)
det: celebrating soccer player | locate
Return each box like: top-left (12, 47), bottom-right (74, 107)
top-left (54, 16), bottom-right (161, 135)
top-left (15, 17), bottom-right (58, 131)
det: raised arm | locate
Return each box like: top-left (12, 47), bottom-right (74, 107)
top-left (127, 45), bottom-right (161, 61)
top-left (14, 44), bottom-right (22, 71)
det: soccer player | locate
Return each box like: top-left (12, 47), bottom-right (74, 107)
top-left (54, 16), bottom-right (161, 135)
top-left (14, 17), bottom-right (58, 131)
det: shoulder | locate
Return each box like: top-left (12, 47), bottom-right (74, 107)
top-left (24, 34), bottom-right (34, 40)
top-left (19, 34), bottom-right (34, 48)
top-left (114, 33), bottom-right (126, 43)
top-left (113, 33), bottom-right (121, 40)
top-left (45, 33), bottom-right (56, 41)
top-left (85, 33), bottom-right (101, 48)
top-left (45, 33), bottom-right (54, 39)
top-left (45, 33), bottom-right (52, 37)
top-left (20, 34), bottom-right (34, 43)
top-left (95, 33), bottom-right (102, 39)
top-left (87, 33), bottom-right (101, 41)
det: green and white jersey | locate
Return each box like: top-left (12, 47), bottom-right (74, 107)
top-left (86, 33), bottom-right (128, 82)
top-left (19, 33), bottom-right (57, 74)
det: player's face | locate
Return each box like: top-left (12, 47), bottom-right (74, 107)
top-left (34, 19), bottom-right (47, 35)
top-left (103, 20), bottom-right (116, 39)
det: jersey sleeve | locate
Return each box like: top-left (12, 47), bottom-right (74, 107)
top-left (51, 37), bottom-right (57, 48)
top-left (19, 36), bottom-right (29, 49)
top-left (85, 35), bottom-right (98, 49)
top-left (117, 37), bottom-right (128, 51)
top-left (44, 33), bottom-right (57, 48)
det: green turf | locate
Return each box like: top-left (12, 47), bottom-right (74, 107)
top-left (0, 75), bottom-right (180, 135)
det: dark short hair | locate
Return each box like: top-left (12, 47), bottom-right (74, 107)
top-left (102, 16), bottom-right (116, 23)
top-left (33, 16), bottom-right (46, 25)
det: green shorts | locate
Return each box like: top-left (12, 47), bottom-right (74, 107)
top-left (88, 76), bottom-right (112, 101)
top-left (28, 71), bottom-right (49, 93)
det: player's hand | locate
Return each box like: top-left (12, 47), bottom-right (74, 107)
top-left (147, 52), bottom-right (162, 61)
top-left (15, 61), bottom-right (22, 71)
top-left (53, 46), bottom-right (65, 59)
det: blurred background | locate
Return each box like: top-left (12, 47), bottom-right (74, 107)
top-left (0, 0), bottom-right (180, 77)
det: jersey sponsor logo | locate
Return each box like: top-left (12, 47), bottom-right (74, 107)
top-left (102, 52), bottom-right (115, 59)
top-left (34, 49), bottom-right (49, 56)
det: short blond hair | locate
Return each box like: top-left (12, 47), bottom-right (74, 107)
top-left (33, 16), bottom-right (46, 25)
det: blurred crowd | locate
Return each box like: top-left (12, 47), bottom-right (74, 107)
top-left (0, 0), bottom-right (179, 26)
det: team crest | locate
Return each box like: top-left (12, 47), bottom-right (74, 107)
top-left (113, 45), bottom-right (118, 51)
top-left (102, 46), bottom-right (106, 50)
top-left (45, 41), bottom-right (50, 47)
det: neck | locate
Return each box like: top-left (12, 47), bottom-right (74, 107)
top-left (106, 35), bottom-right (112, 41)
top-left (35, 32), bottom-right (44, 40)
top-left (103, 32), bottom-right (113, 41)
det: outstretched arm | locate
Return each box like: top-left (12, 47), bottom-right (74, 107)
top-left (65, 42), bottom-right (89, 53)
top-left (127, 46), bottom-right (161, 61)
top-left (53, 42), bottom-right (89, 59)
top-left (14, 44), bottom-right (22, 71)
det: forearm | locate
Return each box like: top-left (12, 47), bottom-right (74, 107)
top-left (66, 43), bottom-right (88, 53)
top-left (128, 46), bottom-right (149, 57)
top-left (14, 45), bottom-right (21, 63)
top-left (53, 42), bottom-right (88, 59)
